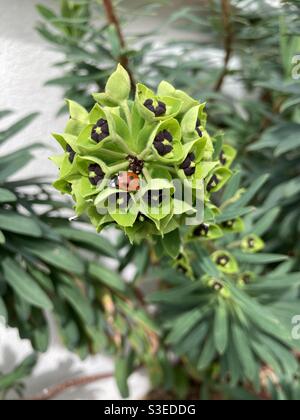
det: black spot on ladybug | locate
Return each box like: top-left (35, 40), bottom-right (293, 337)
top-left (91, 118), bottom-right (110, 143)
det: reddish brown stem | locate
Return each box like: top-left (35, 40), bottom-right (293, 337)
top-left (102, 0), bottom-right (136, 92)
top-left (23, 372), bottom-right (114, 401)
top-left (214, 0), bottom-right (233, 92)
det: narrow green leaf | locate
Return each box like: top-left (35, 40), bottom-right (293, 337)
top-left (233, 251), bottom-right (288, 264)
top-left (161, 229), bottom-right (181, 259)
top-left (214, 301), bottom-right (228, 354)
top-left (2, 258), bottom-right (53, 310)
top-left (0, 354), bottom-right (37, 391)
top-left (0, 230), bottom-right (5, 244)
top-left (89, 262), bottom-right (126, 293)
top-left (252, 207), bottom-right (280, 236)
top-left (0, 211), bottom-right (42, 237)
top-left (54, 226), bottom-right (116, 258)
top-left (197, 332), bottom-right (215, 371)
top-left (58, 282), bottom-right (94, 325)
top-left (231, 323), bottom-right (257, 382)
top-left (0, 188), bottom-right (17, 203)
top-left (0, 113), bottom-right (39, 145)
top-left (228, 175), bottom-right (269, 210)
top-left (17, 239), bottom-right (85, 275)
top-left (115, 355), bottom-right (132, 398)
top-left (167, 308), bottom-right (206, 344)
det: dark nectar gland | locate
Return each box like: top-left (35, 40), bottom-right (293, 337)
top-left (194, 223), bottom-right (209, 237)
top-left (216, 255), bottom-right (230, 267)
top-left (91, 118), bottom-right (110, 143)
top-left (144, 99), bottom-right (167, 117)
top-left (207, 175), bottom-right (220, 192)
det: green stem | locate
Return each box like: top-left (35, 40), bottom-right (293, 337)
top-left (139, 148), bottom-right (153, 160)
top-left (150, 163), bottom-right (177, 175)
top-left (101, 148), bottom-right (127, 160)
top-left (122, 101), bottom-right (132, 133)
top-left (114, 135), bottom-right (131, 155)
top-left (142, 167), bottom-right (152, 183)
top-left (107, 161), bottom-right (129, 176)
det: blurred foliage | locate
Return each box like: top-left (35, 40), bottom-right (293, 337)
top-left (0, 111), bottom-right (158, 394)
top-left (0, 354), bottom-right (37, 400)
top-left (17, 0), bottom-right (300, 400)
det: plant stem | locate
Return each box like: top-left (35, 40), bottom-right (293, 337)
top-left (102, 0), bottom-right (136, 93)
top-left (107, 161), bottom-right (129, 176)
top-left (122, 100), bottom-right (132, 132)
top-left (114, 135), bottom-right (132, 154)
top-left (142, 167), bottom-right (152, 183)
top-left (214, 0), bottom-right (233, 92)
top-left (23, 371), bottom-right (114, 401)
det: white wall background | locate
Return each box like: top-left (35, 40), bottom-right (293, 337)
top-left (0, 0), bottom-right (68, 180)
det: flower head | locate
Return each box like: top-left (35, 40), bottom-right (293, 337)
top-left (51, 65), bottom-right (236, 242)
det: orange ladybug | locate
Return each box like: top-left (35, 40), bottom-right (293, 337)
top-left (112, 171), bottom-right (140, 192)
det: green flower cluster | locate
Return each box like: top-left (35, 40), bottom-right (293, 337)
top-left (51, 65), bottom-right (236, 242)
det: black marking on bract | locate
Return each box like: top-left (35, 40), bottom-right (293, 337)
top-left (216, 255), bottom-right (230, 267)
top-left (242, 274), bottom-right (251, 284)
top-left (153, 130), bottom-right (174, 156)
top-left (180, 152), bottom-right (196, 177)
top-left (91, 118), bottom-right (110, 143)
top-left (213, 281), bottom-right (223, 291)
top-left (222, 220), bottom-right (235, 229)
top-left (177, 264), bottom-right (188, 275)
top-left (195, 118), bottom-right (203, 137)
top-left (88, 163), bottom-right (105, 186)
top-left (144, 99), bottom-right (167, 117)
top-left (66, 144), bottom-right (76, 163)
top-left (220, 150), bottom-right (227, 165)
top-left (248, 238), bottom-right (255, 249)
top-left (193, 223), bottom-right (209, 237)
top-left (127, 155), bottom-right (144, 175)
top-left (207, 175), bottom-right (220, 192)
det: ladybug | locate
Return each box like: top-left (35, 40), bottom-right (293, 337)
top-left (110, 171), bottom-right (140, 192)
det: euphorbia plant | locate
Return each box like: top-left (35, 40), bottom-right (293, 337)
top-left (52, 65), bottom-right (234, 247)
top-left (49, 66), bottom-right (300, 399)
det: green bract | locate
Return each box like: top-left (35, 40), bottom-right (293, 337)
top-left (52, 65), bottom-right (236, 242)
